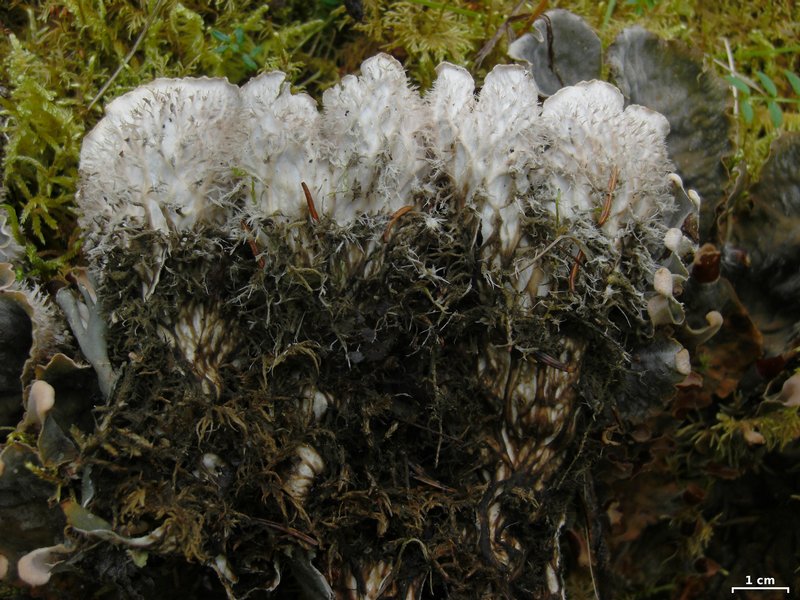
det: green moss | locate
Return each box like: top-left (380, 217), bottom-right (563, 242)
top-left (710, 405), bottom-right (800, 459)
top-left (1, 0), bottom-right (797, 277)
top-left (0, 0), bottom-right (348, 277)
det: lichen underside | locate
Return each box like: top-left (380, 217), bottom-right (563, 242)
top-left (72, 182), bottom-right (658, 595)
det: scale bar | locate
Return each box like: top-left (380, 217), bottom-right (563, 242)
top-left (731, 587), bottom-right (790, 593)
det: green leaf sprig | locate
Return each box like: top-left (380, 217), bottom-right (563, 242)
top-left (725, 69), bottom-right (800, 128)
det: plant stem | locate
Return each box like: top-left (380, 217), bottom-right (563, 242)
top-left (602, 0), bottom-right (618, 29)
top-left (87, 0), bottom-right (166, 112)
top-left (735, 46), bottom-right (800, 58)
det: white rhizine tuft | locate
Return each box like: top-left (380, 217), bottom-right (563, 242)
top-left (80, 56), bottom-right (675, 271)
top-left (284, 444), bottom-right (325, 500)
top-left (157, 300), bottom-right (236, 397)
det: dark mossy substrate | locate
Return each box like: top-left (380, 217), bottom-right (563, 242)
top-left (61, 198), bottom-right (653, 598)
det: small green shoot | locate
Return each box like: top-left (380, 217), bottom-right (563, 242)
top-left (725, 70), bottom-right (800, 128)
top-left (602, 0), bottom-right (618, 29)
top-left (626, 0), bottom-right (659, 15)
top-left (603, 0), bottom-right (658, 29)
top-left (212, 27), bottom-right (262, 71)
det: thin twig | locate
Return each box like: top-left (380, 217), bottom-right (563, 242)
top-left (722, 37), bottom-right (739, 119)
top-left (241, 220), bottom-right (265, 269)
top-left (519, 0), bottom-right (549, 34)
top-left (301, 181), bottom-right (319, 222)
top-left (515, 233), bottom-right (585, 273)
top-left (596, 167), bottom-right (619, 228)
top-left (475, 0), bottom-right (531, 68)
top-left (583, 481), bottom-right (601, 600)
top-left (711, 56), bottom-right (765, 94)
top-left (247, 516), bottom-right (320, 546)
top-left (532, 349), bottom-right (575, 373)
top-left (87, 0), bottom-right (166, 112)
top-left (570, 167), bottom-right (618, 292)
top-left (382, 205), bottom-right (414, 242)
top-left (568, 249), bottom-right (584, 293)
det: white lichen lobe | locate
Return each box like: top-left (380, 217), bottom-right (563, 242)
top-left (539, 80), bottom-right (672, 237)
top-left (79, 53), bottom-right (676, 276)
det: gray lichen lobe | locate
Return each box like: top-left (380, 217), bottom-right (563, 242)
top-left (608, 27), bottom-right (733, 240)
top-left (508, 9), bottom-right (602, 96)
top-left (725, 133), bottom-right (800, 353)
